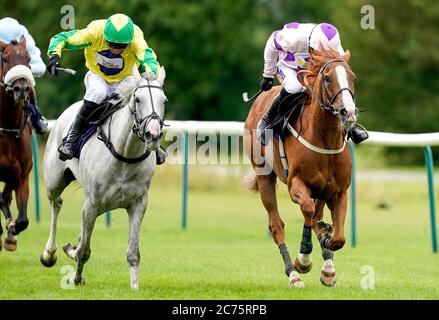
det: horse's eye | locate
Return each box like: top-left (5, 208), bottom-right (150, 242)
top-left (324, 76), bottom-right (331, 83)
top-left (135, 97), bottom-right (140, 104)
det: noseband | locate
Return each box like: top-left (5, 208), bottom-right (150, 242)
top-left (130, 80), bottom-right (165, 142)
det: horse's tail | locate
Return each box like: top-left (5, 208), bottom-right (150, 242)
top-left (243, 170), bottom-right (258, 193)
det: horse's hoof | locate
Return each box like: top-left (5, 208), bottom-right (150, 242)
top-left (294, 257), bottom-right (313, 274)
top-left (13, 220), bottom-right (29, 235)
top-left (40, 251), bottom-right (57, 268)
top-left (4, 235), bottom-right (17, 252)
top-left (67, 272), bottom-right (85, 286)
top-left (320, 270), bottom-right (337, 287)
top-left (288, 271), bottom-right (305, 288)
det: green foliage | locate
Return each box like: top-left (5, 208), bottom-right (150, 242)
top-left (2, 0), bottom-right (439, 163)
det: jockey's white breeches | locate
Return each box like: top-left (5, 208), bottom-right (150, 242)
top-left (276, 65), bottom-right (305, 94)
top-left (83, 71), bottom-right (136, 104)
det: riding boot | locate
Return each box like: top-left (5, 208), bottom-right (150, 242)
top-left (256, 88), bottom-right (290, 146)
top-left (349, 124), bottom-right (369, 144)
top-left (156, 146), bottom-right (167, 165)
top-left (27, 93), bottom-right (48, 135)
top-left (58, 100), bottom-right (98, 161)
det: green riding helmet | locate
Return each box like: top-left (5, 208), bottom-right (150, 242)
top-left (104, 13), bottom-right (134, 44)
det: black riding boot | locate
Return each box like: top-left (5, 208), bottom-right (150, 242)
top-left (256, 88), bottom-right (289, 146)
top-left (349, 124), bottom-right (369, 144)
top-left (58, 100), bottom-right (98, 161)
top-left (27, 96), bottom-right (48, 135)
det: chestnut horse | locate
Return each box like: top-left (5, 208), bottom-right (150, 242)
top-left (0, 37), bottom-right (34, 251)
top-left (244, 48), bottom-right (356, 288)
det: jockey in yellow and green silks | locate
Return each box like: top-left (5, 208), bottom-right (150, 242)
top-left (47, 13), bottom-right (166, 164)
top-left (47, 13), bottom-right (159, 82)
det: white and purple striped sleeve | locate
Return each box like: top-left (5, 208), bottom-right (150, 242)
top-left (263, 31), bottom-right (282, 78)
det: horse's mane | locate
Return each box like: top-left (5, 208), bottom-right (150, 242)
top-left (117, 73), bottom-right (144, 105)
top-left (303, 47), bottom-right (351, 89)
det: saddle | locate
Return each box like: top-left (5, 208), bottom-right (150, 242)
top-left (62, 94), bottom-right (124, 159)
top-left (269, 91), bottom-right (309, 141)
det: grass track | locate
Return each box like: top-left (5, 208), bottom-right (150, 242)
top-left (0, 164), bottom-right (438, 299)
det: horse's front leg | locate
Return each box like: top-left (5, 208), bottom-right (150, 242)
top-left (12, 176), bottom-right (30, 235)
top-left (63, 200), bottom-right (97, 286)
top-left (40, 196), bottom-right (63, 267)
top-left (312, 199), bottom-right (336, 287)
top-left (318, 191), bottom-right (347, 252)
top-left (127, 198), bottom-right (147, 290)
top-left (288, 177), bottom-right (316, 287)
top-left (1, 185), bottom-right (17, 251)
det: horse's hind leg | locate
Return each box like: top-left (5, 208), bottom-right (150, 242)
top-left (63, 200), bottom-right (97, 285)
top-left (127, 199), bottom-right (147, 289)
top-left (257, 173), bottom-right (304, 288)
top-left (1, 185), bottom-right (17, 251)
top-left (40, 196), bottom-right (63, 267)
top-left (311, 200), bottom-right (336, 287)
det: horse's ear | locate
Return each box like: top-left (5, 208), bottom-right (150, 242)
top-left (0, 41), bottom-right (7, 51)
top-left (343, 49), bottom-right (351, 62)
top-left (19, 35), bottom-right (26, 48)
top-left (157, 66), bottom-right (166, 86)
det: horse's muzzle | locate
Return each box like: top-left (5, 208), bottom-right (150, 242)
top-left (339, 107), bottom-right (357, 129)
top-left (144, 125), bottom-right (163, 151)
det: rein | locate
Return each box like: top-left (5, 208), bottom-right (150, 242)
top-left (300, 59), bottom-right (356, 116)
top-left (97, 81), bottom-right (164, 164)
top-left (286, 59), bottom-right (355, 154)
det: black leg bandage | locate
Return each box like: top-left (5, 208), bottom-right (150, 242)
top-left (300, 224), bottom-right (313, 254)
top-left (279, 243), bottom-right (295, 276)
top-left (321, 247), bottom-right (333, 260)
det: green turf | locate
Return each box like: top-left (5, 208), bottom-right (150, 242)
top-left (0, 163), bottom-right (438, 300)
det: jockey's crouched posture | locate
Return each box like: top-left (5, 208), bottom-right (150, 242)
top-left (47, 13), bottom-right (166, 164)
top-left (0, 17), bottom-right (48, 134)
top-left (257, 22), bottom-right (369, 146)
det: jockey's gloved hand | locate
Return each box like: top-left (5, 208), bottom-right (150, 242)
top-left (260, 77), bottom-right (274, 91)
top-left (141, 71), bottom-right (158, 81)
top-left (47, 54), bottom-right (61, 76)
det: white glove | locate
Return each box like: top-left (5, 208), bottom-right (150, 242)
top-left (141, 71), bottom-right (158, 81)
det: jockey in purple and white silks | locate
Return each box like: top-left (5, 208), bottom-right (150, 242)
top-left (257, 22), bottom-right (368, 146)
top-left (0, 17), bottom-right (48, 134)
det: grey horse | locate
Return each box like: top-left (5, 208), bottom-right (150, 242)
top-left (40, 67), bottom-right (167, 289)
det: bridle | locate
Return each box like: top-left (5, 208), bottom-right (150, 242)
top-left (0, 48), bottom-right (30, 138)
top-left (130, 80), bottom-right (165, 142)
top-left (300, 59), bottom-right (357, 117)
top-left (97, 80), bottom-right (166, 164)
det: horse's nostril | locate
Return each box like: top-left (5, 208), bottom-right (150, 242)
top-left (25, 87), bottom-right (30, 92)
top-left (145, 132), bottom-right (152, 141)
top-left (13, 86), bottom-right (20, 92)
top-left (159, 132), bottom-right (163, 139)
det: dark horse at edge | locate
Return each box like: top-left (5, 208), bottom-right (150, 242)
top-left (0, 37), bottom-right (34, 251)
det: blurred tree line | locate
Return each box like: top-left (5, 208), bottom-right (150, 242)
top-left (2, 0), bottom-right (439, 164)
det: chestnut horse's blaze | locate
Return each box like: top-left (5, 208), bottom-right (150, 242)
top-left (244, 48), bottom-right (356, 288)
top-left (0, 37), bottom-right (34, 252)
